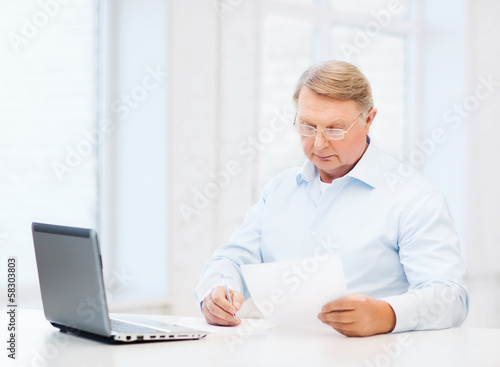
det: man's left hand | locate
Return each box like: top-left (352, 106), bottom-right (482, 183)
top-left (318, 293), bottom-right (396, 337)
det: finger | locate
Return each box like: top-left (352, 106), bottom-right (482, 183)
top-left (231, 291), bottom-right (245, 311)
top-left (206, 297), bottom-right (237, 322)
top-left (318, 310), bottom-right (357, 324)
top-left (202, 289), bottom-right (235, 322)
top-left (321, 295), bottom-right (359, 313)
top-left (204, 307), bottom-right (238, 326)
top-left (212, 287), bottom-right (236, 314)
top-left (202, 299), bottom-right (240, 326)
top-left (204, 308), bottom-right (238, 326)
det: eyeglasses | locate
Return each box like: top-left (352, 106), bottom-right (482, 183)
top-left (294, 112), bottom-right (363, 140)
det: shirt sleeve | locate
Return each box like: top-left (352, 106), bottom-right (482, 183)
top-left (193, 184), bottom-right (270, 305)
top-left (383, 191), bottom-right (469, 333)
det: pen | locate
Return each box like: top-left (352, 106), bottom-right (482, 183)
top-left (220, 273), bottom-right (237, 321)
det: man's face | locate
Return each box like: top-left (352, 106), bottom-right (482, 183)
top-left (296, 86), bottom-right (377, 183)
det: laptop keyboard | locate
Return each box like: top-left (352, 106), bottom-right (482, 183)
top-left (110, 319), bottom-right (169, 334)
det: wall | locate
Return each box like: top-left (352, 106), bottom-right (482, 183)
top-left (463, 0), bottom-right (500, 327)
top-left (167, 0), bottom-right (261, 315)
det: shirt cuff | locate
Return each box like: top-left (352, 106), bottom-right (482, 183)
top-left (382, 293), bottom-right (420, 333)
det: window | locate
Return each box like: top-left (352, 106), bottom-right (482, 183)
top-left (97, 0), bottom-right (169, 310)
top-left (0, 0), bottom-right (169, 311)
top-left (0, 1), bottom-right (98, 305)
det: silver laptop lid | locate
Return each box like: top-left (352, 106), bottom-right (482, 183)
top-left (32, 222), bottom-right (112, 337)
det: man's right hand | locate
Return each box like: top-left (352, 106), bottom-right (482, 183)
top-left (201, 286), bottom-right (244, 326)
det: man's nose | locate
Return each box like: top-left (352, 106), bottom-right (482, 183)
top-left (314, 131), bottom-right (329, 150)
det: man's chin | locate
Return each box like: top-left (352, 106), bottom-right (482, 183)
top-left (313, 161), bottom-right (340, 173)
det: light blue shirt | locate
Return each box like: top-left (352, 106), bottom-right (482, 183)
top-left (195, 141), bottom-right (469, 333)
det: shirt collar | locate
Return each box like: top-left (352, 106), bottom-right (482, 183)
top-left (345, 140), bottom-right (379, 188)
top-left (296, 159), bottom-right (317, 184)
top-left (296, 136), bottom-right (379, 188)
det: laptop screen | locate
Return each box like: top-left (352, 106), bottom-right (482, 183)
top-left (32, 223), bottom-right (112, 336)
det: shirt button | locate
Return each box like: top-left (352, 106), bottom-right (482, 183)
top-left (311, 232), bottom-right (317, 237)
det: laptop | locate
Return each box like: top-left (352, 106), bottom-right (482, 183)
top-left (32, 222), bottom-right (207, 343)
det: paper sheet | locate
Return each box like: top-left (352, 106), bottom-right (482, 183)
top-left (175, 317), bottom-right (273, 336)
top-left (241, 253), bottom-right (347, 328)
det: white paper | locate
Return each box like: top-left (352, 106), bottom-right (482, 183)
top-left (175, 317), bottom-right (273, 336)
top-left (241, 253), bottom-right (347, 328)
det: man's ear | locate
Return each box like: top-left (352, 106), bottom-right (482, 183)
top-left (364, 108), bottom-right (377, 132)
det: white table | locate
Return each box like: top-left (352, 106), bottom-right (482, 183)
top-left (5, 309), bottom-right (500, 367)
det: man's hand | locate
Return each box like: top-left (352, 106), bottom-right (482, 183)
top-left (202, 286), bottom-right (244, 326)
top-left (317, 293), bottom-right (396, 337)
